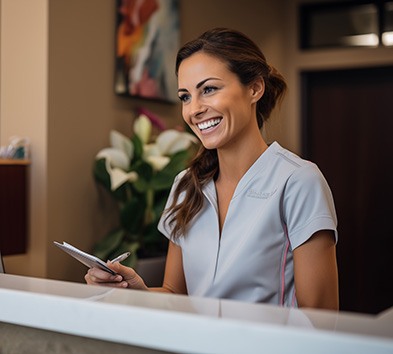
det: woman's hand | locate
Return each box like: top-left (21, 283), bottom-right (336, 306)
top-left (85, 241), bottom-right (186, 295)
top-left (85, 261), bottom-right (148, 291)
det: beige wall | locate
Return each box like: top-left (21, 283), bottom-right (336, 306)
top-left (1, 0), bottom-right (392, 282)
top-left (1, 0), bottom-right (49, 277)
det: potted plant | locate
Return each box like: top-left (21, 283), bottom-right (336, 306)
top-left (92, 112), bottom-right (197, 279)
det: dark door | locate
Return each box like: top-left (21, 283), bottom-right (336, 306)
top-left (302, 66), bottom-right (393, 314)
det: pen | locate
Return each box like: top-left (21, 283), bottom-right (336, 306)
top-left (110, 252), bottom-right (131, 263)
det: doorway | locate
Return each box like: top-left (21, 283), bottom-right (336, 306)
top-left (301, 66), bottom-right (393, 314)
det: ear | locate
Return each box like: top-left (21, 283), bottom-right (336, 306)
top-left (250, 78), bottom-right (265, 103)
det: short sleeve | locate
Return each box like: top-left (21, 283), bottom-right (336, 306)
top-left (282, 163), bottom-right (338, 250)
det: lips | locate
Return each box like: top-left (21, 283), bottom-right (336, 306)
top-left (197, 118), bottom-right (222, 131)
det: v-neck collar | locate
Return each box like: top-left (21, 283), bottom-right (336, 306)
top-left (202, 141), bottom-right (279, 205)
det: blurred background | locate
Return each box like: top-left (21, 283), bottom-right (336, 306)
top-left (0, 0), bottom-right (392, 315)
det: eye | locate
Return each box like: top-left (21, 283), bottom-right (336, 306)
top-left (178, 93), bottom-right (191, 103)
top-left (203, 86), bottom-right (217, 95)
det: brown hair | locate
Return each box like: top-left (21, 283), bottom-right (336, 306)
top-left (165, 28), bottom-right (287, 239)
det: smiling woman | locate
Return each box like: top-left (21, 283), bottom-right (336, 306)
top-left (85, 28), bottom-right (339, 311)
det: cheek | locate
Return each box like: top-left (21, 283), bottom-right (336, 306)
top-left (181, 106), bottom-right (190, 124)
top-left (211, 93), bottom-right (239, 113)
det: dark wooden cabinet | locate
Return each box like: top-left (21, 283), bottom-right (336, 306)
top-left (0, 160), bottom-right (29, 255)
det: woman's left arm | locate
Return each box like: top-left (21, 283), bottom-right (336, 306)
top-left (293, 230), bottom-right (339, 310)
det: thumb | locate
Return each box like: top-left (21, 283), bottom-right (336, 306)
top-left (109, 261), bottom-right (147, 290)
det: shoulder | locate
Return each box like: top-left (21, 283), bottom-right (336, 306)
top-left (267, 142), bottom-right (322, 183)
top-left (169, 169), bottom-right (189, 192)
top-left (174, 169), bottom-right (188, 182)
top-left (267, 143), bottom-right (333, 204)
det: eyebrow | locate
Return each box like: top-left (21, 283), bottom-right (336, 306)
top-left (178, 77), bottom-right (220, 93)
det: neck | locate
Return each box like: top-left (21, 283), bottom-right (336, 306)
top-left (216, 133), bottom-right (268, 183)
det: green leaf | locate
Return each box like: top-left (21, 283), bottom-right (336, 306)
top-left (120, 197), bottom-right (146, 233)
top-left (133, 161), bottom-right (153, 193)
top-left (140, 223), bottom-right (168, 256)
top-left (112, 182), bottom-right (130, 203)
top-left (131, 135), bottom-right (144, 162)
top-left (153, 191), bottom-right (169, 218)
top-left (93, 158), bottom-right (129, 202)
top-left (150, 171), bottom-right (174, 191)
top-left (93, 159), bottom-right (111, 190)
top-left (93, 228), bottom-right (125, 261)
top-left (166, 150), bottom-right (190, 172)
top-left (143, 223), bottom-right (161, 243)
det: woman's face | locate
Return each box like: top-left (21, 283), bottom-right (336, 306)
top-left (177, 52), bottom-right (262, 151)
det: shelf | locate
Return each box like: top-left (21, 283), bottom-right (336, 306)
top-left (0, 159), bottom-right (30, 165)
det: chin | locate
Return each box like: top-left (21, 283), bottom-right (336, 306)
top-left (200, 140), bottom-right (220, 150)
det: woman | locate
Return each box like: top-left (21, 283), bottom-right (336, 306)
top-left (86, 28), bottom-right (339, 310)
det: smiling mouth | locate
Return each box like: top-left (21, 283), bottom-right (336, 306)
top-left (197, 118), bottom-right (222, 131)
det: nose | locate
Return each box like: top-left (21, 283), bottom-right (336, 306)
top-left (187, 97), bottom-right (206, 120)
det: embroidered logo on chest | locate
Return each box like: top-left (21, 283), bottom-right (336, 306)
top-left (247, 189), bottom-right (277, 199)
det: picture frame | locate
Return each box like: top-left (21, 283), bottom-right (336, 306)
top-left (114, 0), bottom-right (180, 103)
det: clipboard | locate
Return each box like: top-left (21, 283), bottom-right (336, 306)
top-left (54, 241), bottom-right (117, 275)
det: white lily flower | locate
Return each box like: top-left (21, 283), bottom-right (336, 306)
top-left (133, 114), bottom-right (152, 144)
top-left (96, 148), bottom-right (129, 170)
top-left (96, 143), bottom-right (137, 191)
top-left (145, 155), bottom-right (171, 171)
top-left (109, 167), bottom-right (138, 191)
top-left (143, 143), bottom-right (161, 157)
top-left (143, 144), bottom-right (169, 171)
top-left (110, 130), bottom-right (133, 159)
top-left (96, 148), bottom-right (138, 190)
top-left (156, 130), bottom-right (198, 155)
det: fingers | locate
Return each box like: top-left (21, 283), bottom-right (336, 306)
top-left (84, 262), bottom-right (147, 290)
top-left (85, 266), bottom-right (128, 288)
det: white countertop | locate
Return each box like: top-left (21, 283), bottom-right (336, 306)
top-left (0, 273), bottom-right (392, 354)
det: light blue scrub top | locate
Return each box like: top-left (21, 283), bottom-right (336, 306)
top-left (158, 142), bottom-right (338, 307)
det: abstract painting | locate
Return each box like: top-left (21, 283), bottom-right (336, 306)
top-left (114, 0), bottom-right (180, 103)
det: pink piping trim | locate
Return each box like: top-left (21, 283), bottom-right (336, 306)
top-left (280, 225), bottom-right (290, 306)
top-left (291, 289), bottom-right (297, 307)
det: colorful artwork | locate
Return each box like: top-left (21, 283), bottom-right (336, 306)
top-left (115, 0), bottom-right (180, 103)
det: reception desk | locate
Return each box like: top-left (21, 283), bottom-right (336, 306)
top-left (0, 273), bottom-right (392, 353)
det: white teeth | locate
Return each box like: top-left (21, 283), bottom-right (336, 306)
top-left (197, 118), bottom-right (221, 130)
